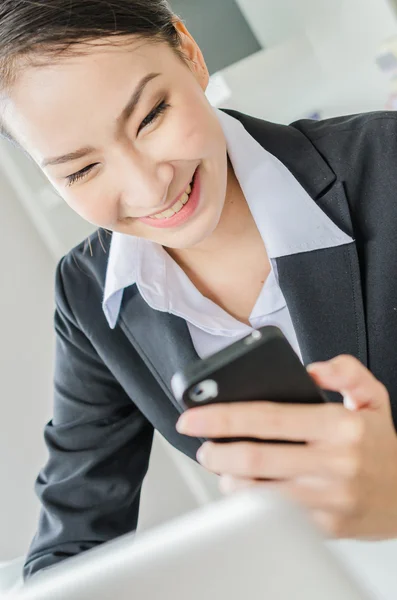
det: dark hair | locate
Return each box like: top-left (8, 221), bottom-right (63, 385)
top-left (0, 0), bottom-right (183, 142)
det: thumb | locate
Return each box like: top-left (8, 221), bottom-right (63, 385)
top-left (307, 355), bottom-right (389, 412)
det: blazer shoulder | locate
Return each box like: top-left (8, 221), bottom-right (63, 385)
top-left (56, 229), bottom-right (111, 320)
top-left (291, 111), bottom-right (397, 144)
top-left (291, 111), bottom-right (397, 181)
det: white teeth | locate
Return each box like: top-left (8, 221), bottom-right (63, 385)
top-left (181, 192), bottom-right (189, 205)
top-left (150, 179), bottom-right (193, 219)
top-left (172, 200), bottom-right (184, 212)
top-left (158, 207), bottom-right (177, 218)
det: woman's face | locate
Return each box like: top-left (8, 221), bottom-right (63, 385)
top-left (3, 23), bottom-right (229, 250)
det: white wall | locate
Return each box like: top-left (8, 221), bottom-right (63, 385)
top-left (236, 0), bottom-right (303, 48)
top-left (0, 171), bottom-right (54, 560)
top-left (227, 0), bottom-right (397, 122)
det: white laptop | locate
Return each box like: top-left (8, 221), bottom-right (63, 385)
top-left (12, 489), bottom-right (374, 600)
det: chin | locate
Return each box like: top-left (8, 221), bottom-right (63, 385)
top-left (166, 209), bottom-right (221, 250)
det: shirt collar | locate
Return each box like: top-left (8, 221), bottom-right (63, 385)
top-left (216, 109), bottom-right (352, 257)
top-left (103, 108), bottom-right (352, 329)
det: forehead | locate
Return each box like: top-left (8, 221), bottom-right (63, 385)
top-left (2, 37), bottom-right (174, 162)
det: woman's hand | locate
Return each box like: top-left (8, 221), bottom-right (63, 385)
top-left (176, 355), bottom-right (397, 539)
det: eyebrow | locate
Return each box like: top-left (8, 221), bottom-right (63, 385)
top-left (40, 72), bottom-right (161, 168)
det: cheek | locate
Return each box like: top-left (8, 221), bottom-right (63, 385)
top-left (169, 102), bottom-right (218, 159)
top-left (167, 121), bottom-right (207, 159)
top-left (63, 189), bottom-right (117, 229)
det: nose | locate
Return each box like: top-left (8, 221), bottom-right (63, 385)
top-left (117, 151), bottom-right (173, 219)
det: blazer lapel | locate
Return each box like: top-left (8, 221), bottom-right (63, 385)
top-left (276, 186), bottom-right (368, 368)
top-left (119, 288), bottom-right (200, 415)
top-left (224, 110), bottom-right (368, 385)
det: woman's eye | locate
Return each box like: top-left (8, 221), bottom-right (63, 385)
top-left (65, 164), bottom-right (96, 187)
top-left (64, 100), bottom-right (170, 186)
top-left (138, 99), bottom-right (170, 133)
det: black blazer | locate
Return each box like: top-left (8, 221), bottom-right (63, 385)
top-left (24, 109), bottom-right (397, 579)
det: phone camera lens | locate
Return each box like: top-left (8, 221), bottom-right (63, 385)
top-left (189, 379), bottom-right (218, 403)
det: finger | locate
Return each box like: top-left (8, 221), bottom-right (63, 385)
top-left (219, 476), bottom-right (355, 515)
top-left (218, 474), bottom-right (258, 495)
top-left (197, 441), bottom-right (328, 479)
top-left (274, 480), bottom-right (357, 515)
top-left (178, 401), bottom-right (346, 442)
top-left (220, 477), bottom-right (331, 510)
top-left (307, 355), bottom-right (389, 411)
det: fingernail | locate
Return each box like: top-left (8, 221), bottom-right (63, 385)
top-left (307, 362), bottom-right (323, 371)
top-left (343, 393), bottom-right (357, 411)
top-left (177, 411), bottom-right (206, 435)
top-left (196, 445), bottom-right (206, 464)
top-left (307, 361), bottom-right (332, 372)
top-left (176, 414), bottom-right (188, 433)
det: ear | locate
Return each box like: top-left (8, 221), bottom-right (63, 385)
top-left (173, 19), bottom-right (210, 91)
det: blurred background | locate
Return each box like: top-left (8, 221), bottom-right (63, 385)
top-left (2, 0), bottom-right (397, 595)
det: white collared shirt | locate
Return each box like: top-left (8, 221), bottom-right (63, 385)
top-left (103, 109), bottom-right (353, 362)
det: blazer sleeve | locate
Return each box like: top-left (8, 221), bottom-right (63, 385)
top-left (23, 257), bottom-right (155, 580)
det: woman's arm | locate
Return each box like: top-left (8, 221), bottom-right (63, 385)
top-left (23, 258), bottom-right (154, 580)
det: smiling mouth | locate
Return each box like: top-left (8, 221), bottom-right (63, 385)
top-left (148, 181), bottom-right (194, 220)
top-left (142, 169), bottom-right (197, 220)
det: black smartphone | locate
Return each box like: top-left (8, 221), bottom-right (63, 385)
top-left (170, 325), bottom-right (327, 443)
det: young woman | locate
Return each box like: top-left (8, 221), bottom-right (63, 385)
top-left (1, 1), bottom-right (397, 580)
